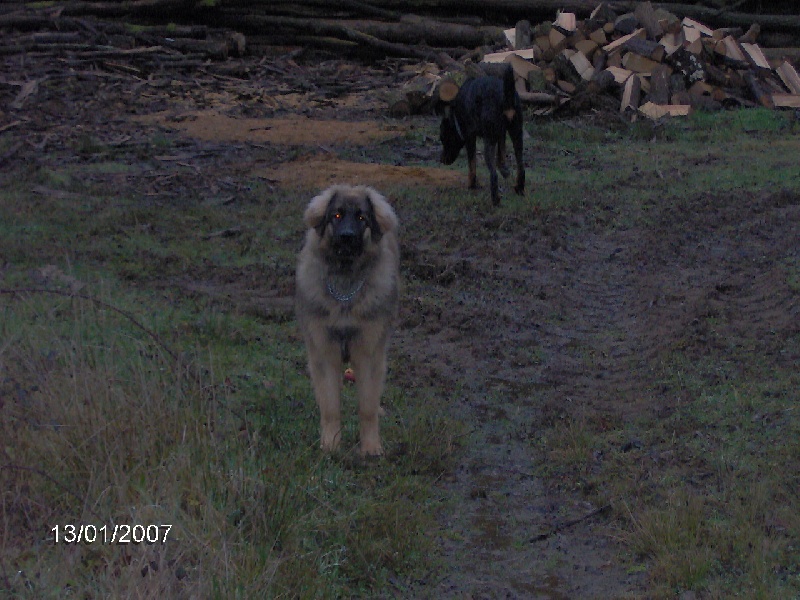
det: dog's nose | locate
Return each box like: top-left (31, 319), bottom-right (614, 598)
top-left (335, 227), bottom-right (362, 251)
top-left (336, 220), bottom-right (357, 238)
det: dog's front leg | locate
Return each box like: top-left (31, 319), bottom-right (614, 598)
top-left (307, 348), bottom-right (343, 452)
top-left (484, 139), bottom-right (500, 205)
top-left (466, 137), bottom-right (478, 189)
top-left (350, 345), bottom-right (387, 456)
top-left (497, 134), bottom-right (510, 178)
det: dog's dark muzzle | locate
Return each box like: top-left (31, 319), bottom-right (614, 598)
top-left (440, 148), bottom-right (459, 165)
top-left (332, 228), bottom-right (363, 257)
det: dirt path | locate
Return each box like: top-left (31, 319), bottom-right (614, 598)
top-left (394, 218), bottom-right (653, 597)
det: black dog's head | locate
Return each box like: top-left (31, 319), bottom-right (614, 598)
top-left (439, 105), bottom-right (464, 165)
top-left (304, 185), bottom-right (398, 266)
top-left (436, 78), bottom-right (466, 166)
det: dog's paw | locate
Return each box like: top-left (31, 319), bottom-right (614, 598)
top-left (359, 441), bottom-right (384, 457)
top-left (320, 428), bottom-right (342, 453)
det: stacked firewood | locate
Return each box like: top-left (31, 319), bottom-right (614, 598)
top-left (499, 3), bottom-right (800, 117)
top-left (393, 2), bottom-right (800, 119)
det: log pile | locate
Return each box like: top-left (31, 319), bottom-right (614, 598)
top-left (490, 3), bottom-right (800, 117)
top-left (391, 3), bottom-right (800, 119)
top-left (4, 1), bottom-right (800, 120)
top-left (0, 9), bottom-right (247, 76)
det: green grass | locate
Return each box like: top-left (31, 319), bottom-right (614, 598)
top-left (0, 169), bottom-right (457, 598)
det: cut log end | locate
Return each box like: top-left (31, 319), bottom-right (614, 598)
top-left (438, 79), bottom-right (460, 102)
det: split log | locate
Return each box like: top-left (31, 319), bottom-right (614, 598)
top-left (744, 71), bottom-right (774, 108)
top-left (776, 60), bottom-right (800, 94)
top-left (388, 72), bottom-right (439, 116)
top-left (506, 53), bottom-right (539, 81)
top-left (639, 101), bottom-right (691, 119)
top-left (620, 73), bottom-right (641, 112)
top-left (603, 28), bottom-right (646, 54)
top-left (514, 20), bottom-right (531, 49)
top-left (741, 42), bottom-right (770, 70)
top-left (516, 88), bottom-right (560, 106)
top-left (606, 66), bottom-right (632, 84)
top-left (772, 94), bottom-right (800, 108)
top-left (738, 23), bottom-right (760, 45)
top-left (622, 52), bottom-right (660, 75)
top-left (623, 37), bottom-right (665, 62)
top-left (553, 12), bottom-right (576, 34)
top-left (633, 1), bottom-right (663, 40)
top-left (649, 63), bottom-right (672, 105)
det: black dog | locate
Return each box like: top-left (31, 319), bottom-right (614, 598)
top-left (439, 64), bottom-right (525, 206)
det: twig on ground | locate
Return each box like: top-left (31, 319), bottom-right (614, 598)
top-left (530, 503), bottom-right (612, 543)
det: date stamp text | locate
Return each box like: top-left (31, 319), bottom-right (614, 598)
top-left (51, 524), bottom-right (172, 544)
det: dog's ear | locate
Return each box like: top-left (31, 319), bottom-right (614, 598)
top-left (364, 188), bottom-right (398, 239)
top-left (304, 187), bottom-right (338, 235)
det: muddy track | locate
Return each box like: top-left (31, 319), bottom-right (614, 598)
top-left (396, 222), bottom-right (653, 597)
top-left (395, 189), bottom-right (799, 597)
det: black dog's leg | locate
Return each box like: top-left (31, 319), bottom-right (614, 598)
top-left (484, 138), bottom-right (500, 205)
top-left (466, 136), bottom-right (478, 189)
top-left (497, 134), bottom-right (510, 178)
top-left (510, 122), bottom-right (525, 195)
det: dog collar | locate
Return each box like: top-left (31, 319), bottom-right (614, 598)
top-left (326, 278), bottom-right (365, 303)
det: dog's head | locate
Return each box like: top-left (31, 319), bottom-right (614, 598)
top-left (436, 79), bottom-right (464, 165)
top-left (304, 185), bottom-right (397, 264)
top-left (439, 107), bottom-right (465, 165)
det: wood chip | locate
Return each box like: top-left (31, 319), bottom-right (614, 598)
top-left (638, 102), bottom-right (691, 119)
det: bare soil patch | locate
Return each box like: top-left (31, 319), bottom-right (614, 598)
top-left (136, 103), bottom-right (460, 190)
top-left (255, 154), bottom-right (461, 190)
top-left (138, 111), bottom-right (407, 146)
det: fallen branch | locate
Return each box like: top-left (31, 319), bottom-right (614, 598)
top-left (530, 504), bottom-right (612, 542)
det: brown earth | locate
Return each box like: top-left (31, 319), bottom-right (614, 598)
top-left (2, 51), bottom-right (798, 598)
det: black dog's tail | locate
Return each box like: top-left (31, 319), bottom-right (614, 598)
top-left (502, 64), bottom-right (517, 117)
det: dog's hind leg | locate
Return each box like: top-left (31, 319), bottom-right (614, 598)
top-left (497, 134), bottom-right (510, 178)
top-left (466, 137), bottom-right (478, 189)
top-left (510, 121), bottom-right (525, 195)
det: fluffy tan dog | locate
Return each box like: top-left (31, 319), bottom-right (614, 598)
top-left (295, 185), bottom-right (399, 456)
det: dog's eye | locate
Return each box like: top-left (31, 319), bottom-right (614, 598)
top-left (334, 212), bottom-right (342, 220)
top-left (357, 214), bottom-right (365, 221)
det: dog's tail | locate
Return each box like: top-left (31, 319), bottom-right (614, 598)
top-left (502, 64), bottom-right (517, 120)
